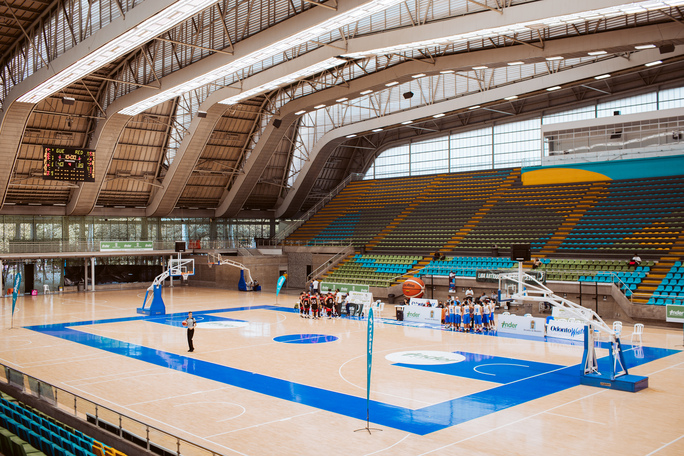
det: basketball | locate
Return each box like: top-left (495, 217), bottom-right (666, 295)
top-left (182, 321), bottom-right (187, 326)
top-left (402, 277), bottom-right (425, 298)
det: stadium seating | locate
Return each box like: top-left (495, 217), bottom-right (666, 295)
top-left (326, 254), bottom-right (422, 287)
top-left (286, 169), bottom-right (684, 257)
top-left (645, 261), bottom-right (684, 305)
top-left (0, 394), bottom-right (126, 456)
top-left (415, 256), bottom-right (517, 278)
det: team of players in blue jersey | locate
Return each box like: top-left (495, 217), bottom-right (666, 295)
top-left (444, 296), bottom-right (496, 332)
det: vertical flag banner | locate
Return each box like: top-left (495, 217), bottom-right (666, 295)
top-left (366, 306), bottom-right (374, 413)
top-left (276, 274), bottom-right (287, 296)
top-left (11, 272), bottom-right (22, 328)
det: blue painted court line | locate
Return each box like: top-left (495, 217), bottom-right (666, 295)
top-left (24, 308), bottom-right (680, 435)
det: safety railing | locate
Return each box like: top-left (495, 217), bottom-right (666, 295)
top-left (307, 244), bottom-right (354, 282)
top-left (0, 363), bottom-right (222, 456)
top-left (272, 173), bottom-right (364, 244)
top-left (1, 240), bottom-right (241, 255)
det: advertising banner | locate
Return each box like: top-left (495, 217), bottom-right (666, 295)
top-left (100, 241), bottom-right (153, 251)
top-left (320, 282), bottom-right (370, 293)
top-left (666, 304), bottom-right (684, 323)
top-left (496, 314), bottom-right (545, 337)
top-left (403, 305), bottom-right (443, 324)
top-left (477, 269), bottom-right (546, 283)
top-left (546, 319), bottom-right (586, 341)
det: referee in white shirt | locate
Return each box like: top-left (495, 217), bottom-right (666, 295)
top-left (183, 311), bottom-right (197, 352)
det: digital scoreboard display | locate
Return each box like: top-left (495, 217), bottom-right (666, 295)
top-left (43, 146), bottom-right (94, 182)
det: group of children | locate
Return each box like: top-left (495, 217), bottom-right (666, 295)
top-left (444, 296), bottom-right (496, 332)
top-left (298, 291), bottom-right (341, 319)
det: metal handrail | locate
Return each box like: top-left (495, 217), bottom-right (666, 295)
top-left (307, 244), bottom-right (354, 282)
top-left (273, 173), bottom-right (364, 243)
top-left (1, 240), bottom-right (241, 255)
top-left (0, 363), bottom-right (222, 456)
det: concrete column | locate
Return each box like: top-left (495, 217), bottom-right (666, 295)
top-left (91, 257), bottom-right (95, 292)
top-left (84, 257), bottom-right (88, 292)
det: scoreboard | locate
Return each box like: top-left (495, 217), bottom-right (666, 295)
top-left (43, 146), bottom-right (94, 182)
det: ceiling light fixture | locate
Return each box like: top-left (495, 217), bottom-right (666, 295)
top-left (645, 60), bottom-right (662, 66)
top-left (546, 86), bottom-right (562, 91)
top-left (468, 105), bottom-right (480, 110)
top-left (385, 81), bottom-right (399, 87)
top-left (217, 58), bottom-right (345, 106)
top-left (504, 95), bottom-right (518, 100)
top-left (433, 113), bottom-right (445, 118)
top-left (412, 73), bottom-right (426, 78)
top-left (508, 61), bottom-right (524, 66)
top-left (314, 104), bottom-right (326, 109)
top-left (472, 66), bottom-right (488, 70)
top-left (588, 50), bottom-right (608, 56)
top-left (18, 0), bottom-right (220, 104)
top-left (346, 134), bottom-right (357, 138)
top-left (295, 110), bottom-right (307, 115)
top-left (360, 89), bottom-right (374, 95)
top-left (439, 70), bottom-right (455, 74)
top-left (635, 44), bottom-right (656, 50)
top-left (545, 56), bottom-right (564, 61)
top-left (121, 0), bottom-right (408, 115)
top-left (594, 74), bottom-right (611, 79)
top-left (336, 97), bottom-right (349, 103)
top-left (372, 128), bottom-right (383, 132)
top-left (401, 120), bottom-right (413, 124)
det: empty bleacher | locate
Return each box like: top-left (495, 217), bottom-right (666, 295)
top-left (0, 393), bottom-right (124, 456)
top-left (326, 254), bottom-right (422, 287)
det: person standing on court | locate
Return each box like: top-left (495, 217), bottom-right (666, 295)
top-left (183, 311), bottom-right (197, 352)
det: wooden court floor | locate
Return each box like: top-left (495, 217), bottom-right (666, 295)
top-left (1, 286), bottom-right (683, 456)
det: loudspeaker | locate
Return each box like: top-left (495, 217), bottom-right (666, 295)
top-left (510, 244), bottom-right (531, 261)
top-left (403, 91), bottom-right (414, 99)
top-left (175, 241), bottom-right (186, 252)
top-left (273, 119), bottom-right (282, 128)
top-left (197, 111), bottom-right (207, 118)
top-left (659, 44), bottom-right (675, 54)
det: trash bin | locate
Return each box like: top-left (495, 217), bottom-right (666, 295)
top-left (396, 306), bottom-right (404, 321)
top-left (388, 293), bottom-right (395, 304)
top-left (77, 283), bottom-right (84, 292)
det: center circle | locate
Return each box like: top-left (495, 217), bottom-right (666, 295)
top-left (273, 334), bottom-right (339, 344)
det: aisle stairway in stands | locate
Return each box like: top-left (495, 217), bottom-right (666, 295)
top-left (538, 182), bottom-right (609, 256)
top-left (633, 232), bottom-right (684, 304)
top-left (439, 169), bottom-right (520, 252)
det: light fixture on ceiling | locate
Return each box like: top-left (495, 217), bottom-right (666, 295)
top-left (401, 120), bottom-right (413, 124)
top-left (336, 97), bottom-right (349, 103)
top-left (433, 113), bottom-right (445, 118)
top-left (439, 70), bottom-right (455, 74)
top-left (504, 95), bottom-right (518, 100)
top-left (545, 56), bottom-right (564, 61)
top-left (295, 110), bottom-right (307, 115)
top-left (472, 66), bottom-right (488, 70)
top-left (385, 81), bottom-right (399, 87)
top-left (346, 134), bottom-right (357, 138)
top-left (645, 60), bottom-right (663, 67)
top-left (360, 89), bottom-right (373, 95)
top-left (412, 73), bottom-right (426, 78)
top-left (594, 74), bottom-right (611, 80)
top-left (588, 50), bottom-right (607, 56)
top-left (508, 61), bottom-right (524, 66)
top-left (314, 104), bottom-right (326, 109)
top-left (635, 44), bottom-right (656, 50)
top-left (217, 58), bottom-right (345, 106)
top-left (120, 0), bottom-right (407, 115)
top-left (372, 128), bottom-right (383, 132)
top-left (18, 0), bottom-right (220, 104)
top-left (546, 86), bottom-right (562, 91)
top-left (468, 105), bottom-right (480, 110)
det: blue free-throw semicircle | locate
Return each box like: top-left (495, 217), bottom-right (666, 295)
top-left (274, 334), bottom-right (339, 344)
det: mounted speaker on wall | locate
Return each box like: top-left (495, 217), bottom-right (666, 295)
top-left (659, 44), bottom-right (675, 54)
top-left (273, 119), bottom-right (282, 128)
top-left (197, 111), bottom-right (207, 118)
top-left (403, 91), bottom-right (414, 99)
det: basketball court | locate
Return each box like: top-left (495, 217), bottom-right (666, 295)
top-left (1, 287), bottom-right (683, 456)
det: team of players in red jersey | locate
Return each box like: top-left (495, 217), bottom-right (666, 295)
top-left (298, 291), bottom-right (341, 319)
